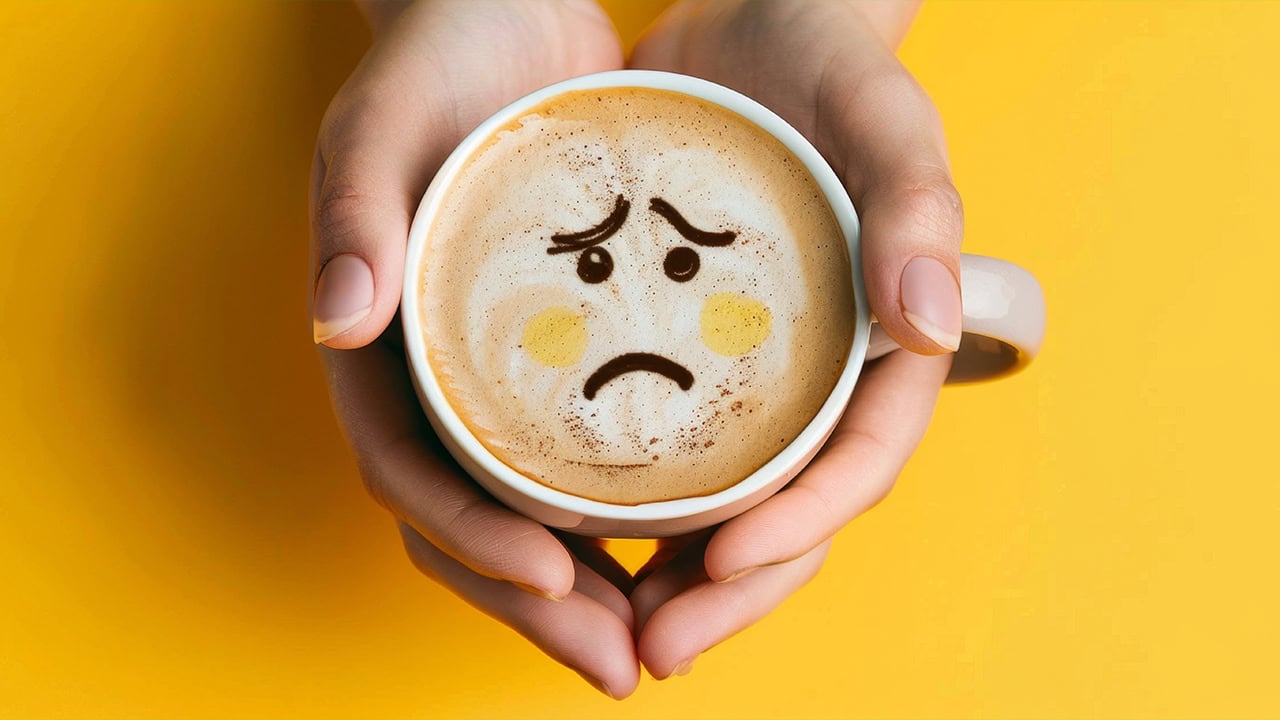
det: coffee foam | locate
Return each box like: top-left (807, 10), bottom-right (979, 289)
top-left (420, 88), bottom-right (854, 504)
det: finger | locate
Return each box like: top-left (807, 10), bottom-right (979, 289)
top-left (636, 540), bottom-right (831, 679)
top-left (322, 340), bottom-right (575, 600)
top-left (566, 550), bottom-right (636, 633)
top-left (820, 57), bottom-right (965, 354)
top-left (307, 58), bottom-right (468, 351)
top-left (705, 350), bottom-right (950, 582)
top-left (400, 524), bottom-right (639, 699)
top-left (308, 85), bottom-right (454, 349)
top-left (630, 532), bottom-right (713, 634)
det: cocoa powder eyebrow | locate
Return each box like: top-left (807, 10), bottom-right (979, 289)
top-left (648, 197), bottom-right (737, 247)
top-left (547, 194), bottom-right (630, 255)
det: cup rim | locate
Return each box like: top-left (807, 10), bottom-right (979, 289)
top-left (401, 69), bottom-right (871, 522)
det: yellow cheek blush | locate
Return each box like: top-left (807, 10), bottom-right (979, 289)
top-left (700, 292), bottom-right (772, 356)
top-left (521, 306), bottom-right (588, 368)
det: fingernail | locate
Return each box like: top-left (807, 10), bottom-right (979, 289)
top-left (313, 254), bottom-right (374, 344)
top-left (715, 565), bottom-right (760, 583)
top-left (900, 256), bottom-right (962, 352)
top-left (511, 581), bottom-right (565, 602)
top-left (672, 657), bottom-right (696, 677)
top-left (576, 670), bottom-right (616, 699)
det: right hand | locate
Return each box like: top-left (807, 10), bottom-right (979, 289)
top-left (624, 0), bottom-right (958, 680)
top-left (309, 0), bottom-right (637, 698)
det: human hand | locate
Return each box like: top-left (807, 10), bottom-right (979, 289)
top-left (309, 0), bottom-right (640, 698)
top-left (627, 0), bottom-right (958, 677)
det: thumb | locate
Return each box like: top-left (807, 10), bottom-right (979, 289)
top-left (860, 168), bottom-right (965, 354)
top-left (309, 132), bottom-right (430, 349)
top-left (824, 63), bottom-right (964, 355)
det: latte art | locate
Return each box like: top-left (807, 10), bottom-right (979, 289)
top-left (418, 88), bottom-right (854, 504)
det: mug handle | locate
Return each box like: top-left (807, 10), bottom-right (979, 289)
top-left (865, 254), bottom-right (1046, 383)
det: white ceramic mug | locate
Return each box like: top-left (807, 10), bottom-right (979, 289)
top-left (402, 71), bottom-right (1044, 538)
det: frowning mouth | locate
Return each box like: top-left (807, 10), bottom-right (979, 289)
top-left (582, 353), bottom-right (693, 400)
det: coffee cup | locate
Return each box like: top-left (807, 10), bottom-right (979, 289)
top-left (401, 70), bottom-right (1044, 538)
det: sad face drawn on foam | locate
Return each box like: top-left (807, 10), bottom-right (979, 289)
top-left (458, 112), bottom-right (809, 473)
top-left (540, 194), bottom-right (766, 403)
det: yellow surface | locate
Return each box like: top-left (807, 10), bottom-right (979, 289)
top-left (2, 1), bottom-right (1277, 717)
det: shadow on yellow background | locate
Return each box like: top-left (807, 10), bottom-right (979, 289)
top-left (1, 2), bottom-right (1277, 718)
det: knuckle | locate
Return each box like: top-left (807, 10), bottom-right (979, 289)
top-left (510, 600), bottom-right (561, 649)
top-left (864, 62), bottom-right (925, 101)
top-left (444, 507), bottom-right (498, 563)
top-left (847, 62), bottom-right (938, 125)
top-left (896, 173), bottom-right (965, 247)
top-left (313, 177), bottom-right (379, 250)
top-left (478, 526), bottom-right (545, 572)
top-left (354, 454), bottom-right (392, 511)
top-left (435, 492), bottom-right (522, 573)
top-left (350, 435), bottom-right (419, 517)
top-left (397, 524), bottom-right (446, 584)
top-left (798, 542), bottom-right (831, 585)
top-left (844, 427), bottom-right (908, 495)
top-left (792, 483), bottom-right (840, 535)
top-left (453, 522), bottom-right (547, 586)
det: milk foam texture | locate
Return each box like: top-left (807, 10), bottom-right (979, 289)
top-left (419, 89), bottom-right (854, 504)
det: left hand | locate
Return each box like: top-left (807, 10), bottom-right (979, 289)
top-left (627, 0), bottom-right (959, 678)
top-left (313, 0), bottom-right (639, 697)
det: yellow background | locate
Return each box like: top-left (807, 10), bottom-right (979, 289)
top-left (2, 1), bottom-right (1277, 717)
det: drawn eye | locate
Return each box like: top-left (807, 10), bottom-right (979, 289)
top-left (663, 246), bottom-right (700, 282)
top-left (577, 247), bottom-right (613, 283)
